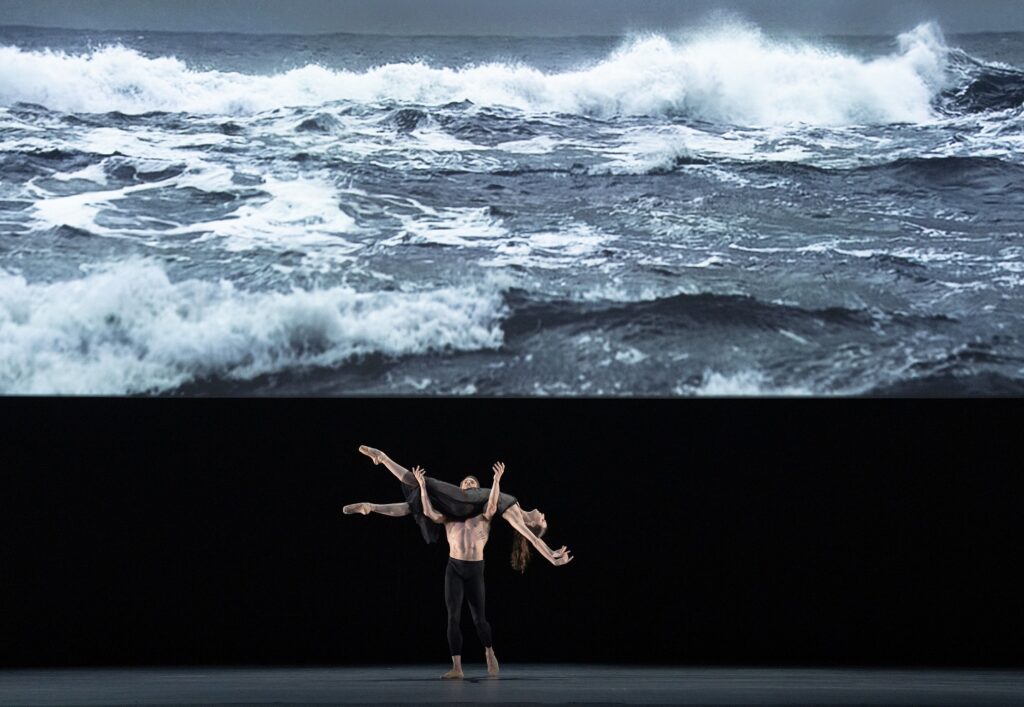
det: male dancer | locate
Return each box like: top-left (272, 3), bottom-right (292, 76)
top-left (344, 447), bottom-right (572, 677)
top-left (411, 461), bottom-right (503, 679)
top-left (345, 446), bottom-right (570, 567)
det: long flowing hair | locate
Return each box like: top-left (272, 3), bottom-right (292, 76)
top-left (510, 521), bottom-right (547, 573)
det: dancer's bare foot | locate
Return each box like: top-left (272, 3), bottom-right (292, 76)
top-left (343, 503), bottom-right (373, 515)
top-left (358, 445), bottom-right (385, 465)
top-left (485, 648), bottom-right (500, 677)
top-left (441, 668), bottom-right (464, 680)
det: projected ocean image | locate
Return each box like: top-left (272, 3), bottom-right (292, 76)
top-left (2, 22), bottom-right (1024, 395)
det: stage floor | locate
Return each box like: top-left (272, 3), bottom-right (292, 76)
top-left (2, 665), bottom-right (1023, 705)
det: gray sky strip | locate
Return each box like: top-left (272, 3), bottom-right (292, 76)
top-left (1, 0), bottom-right (1023, 36)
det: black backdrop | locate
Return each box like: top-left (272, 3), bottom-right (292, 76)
top-left (2, 399), bottom-right (1020, 668)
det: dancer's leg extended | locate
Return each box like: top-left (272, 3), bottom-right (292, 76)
top-left (342, 502), bottom-right (410, 516)
top-left (359, 446), bottom-right (416, 486)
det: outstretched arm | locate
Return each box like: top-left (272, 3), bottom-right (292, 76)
top-left (413, 466), bottom-right (446, 524)
top-left (343, 502), bottom-right (411, 517)
top-left (502, 505), bottom-right (573, 566)
top-left (483, 461), bottom-right (505, 520)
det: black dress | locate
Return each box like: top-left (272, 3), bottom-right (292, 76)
top-left (400, 477), bottom-right (519, 544)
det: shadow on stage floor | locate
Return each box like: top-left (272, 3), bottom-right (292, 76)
top-left (2, 665), bottom-right (1023, 705)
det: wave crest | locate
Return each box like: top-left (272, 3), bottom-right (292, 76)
top-left (0, 23), bottom-right (953, 126)
top-left (0, 262), bottom-right (507, 394)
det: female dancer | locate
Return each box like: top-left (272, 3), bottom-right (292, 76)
top-left (344, 446), bottom-right (571, 679)
top-left (343, 445), bottom-right (572, 570)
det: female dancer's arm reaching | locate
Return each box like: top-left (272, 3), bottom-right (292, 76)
top-left (481, 462), bottom-right (571, 566)
top-left (502, 503), bottom-right (572, 566)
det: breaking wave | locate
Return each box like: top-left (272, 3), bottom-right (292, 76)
top-left (0, 261), bottom-right (507, 394)
top-left (0, 23), bottom-right (958, 126)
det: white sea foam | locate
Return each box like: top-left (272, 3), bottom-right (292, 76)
top-left (496, 136), bottom-right (562, 154)
top-left (565, 281), bottom-right (701, 303)
top-left (589, 122), bottom-right (902, 174)
top-left (0, 23), bottom-right (949, 126)
top-left (184, 175), bottom-right (362, 260)
top-left (30, 161), bottom-right (361, 264)
top-left (479, 223), bottom-right (615, 270)
top-left (383, 204), bottom-right (508, 248)
top-left (0, 261), bottom-right (507, 394)
top-left (680, 370), bottom-right (816, 396)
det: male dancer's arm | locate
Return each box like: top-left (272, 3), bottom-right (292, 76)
top-left (413, 466), bottom-right (446, 524)
top-left (482, 461), bottom-right (505, 520)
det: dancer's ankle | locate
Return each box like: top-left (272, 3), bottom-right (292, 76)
top-left (442, 656), bottom-right (464, 679)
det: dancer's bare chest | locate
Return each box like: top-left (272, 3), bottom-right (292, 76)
top-left (445, 515), bottom-right (490, 560)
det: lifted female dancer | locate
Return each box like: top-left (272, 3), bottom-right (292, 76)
top-left (343, 446), bottom-right (572, 679)
top-left (344, 445), bottom-right (572, 569)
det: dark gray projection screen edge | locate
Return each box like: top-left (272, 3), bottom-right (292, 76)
top-left (1, 0), bottom-right (1024, 35)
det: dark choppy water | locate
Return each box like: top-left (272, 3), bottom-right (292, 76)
top-left (1, 23), bottom-right (1023, 395)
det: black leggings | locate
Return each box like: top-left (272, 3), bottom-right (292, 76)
top-left (444, 558), bottom-right (493, 656)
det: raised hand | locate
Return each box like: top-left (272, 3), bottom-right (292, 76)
top-left (412, 465), bottom-right (427, 487)
top-left (492, 461), bottom-right (505, 481)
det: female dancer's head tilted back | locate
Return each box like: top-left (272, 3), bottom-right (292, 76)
top-left (510, 508), bottom-right (548, 573)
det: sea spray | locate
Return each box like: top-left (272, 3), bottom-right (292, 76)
top-left (0, 261), bottom-right (508, 394)
top-left (1, 23), bottom-right (949, 125)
